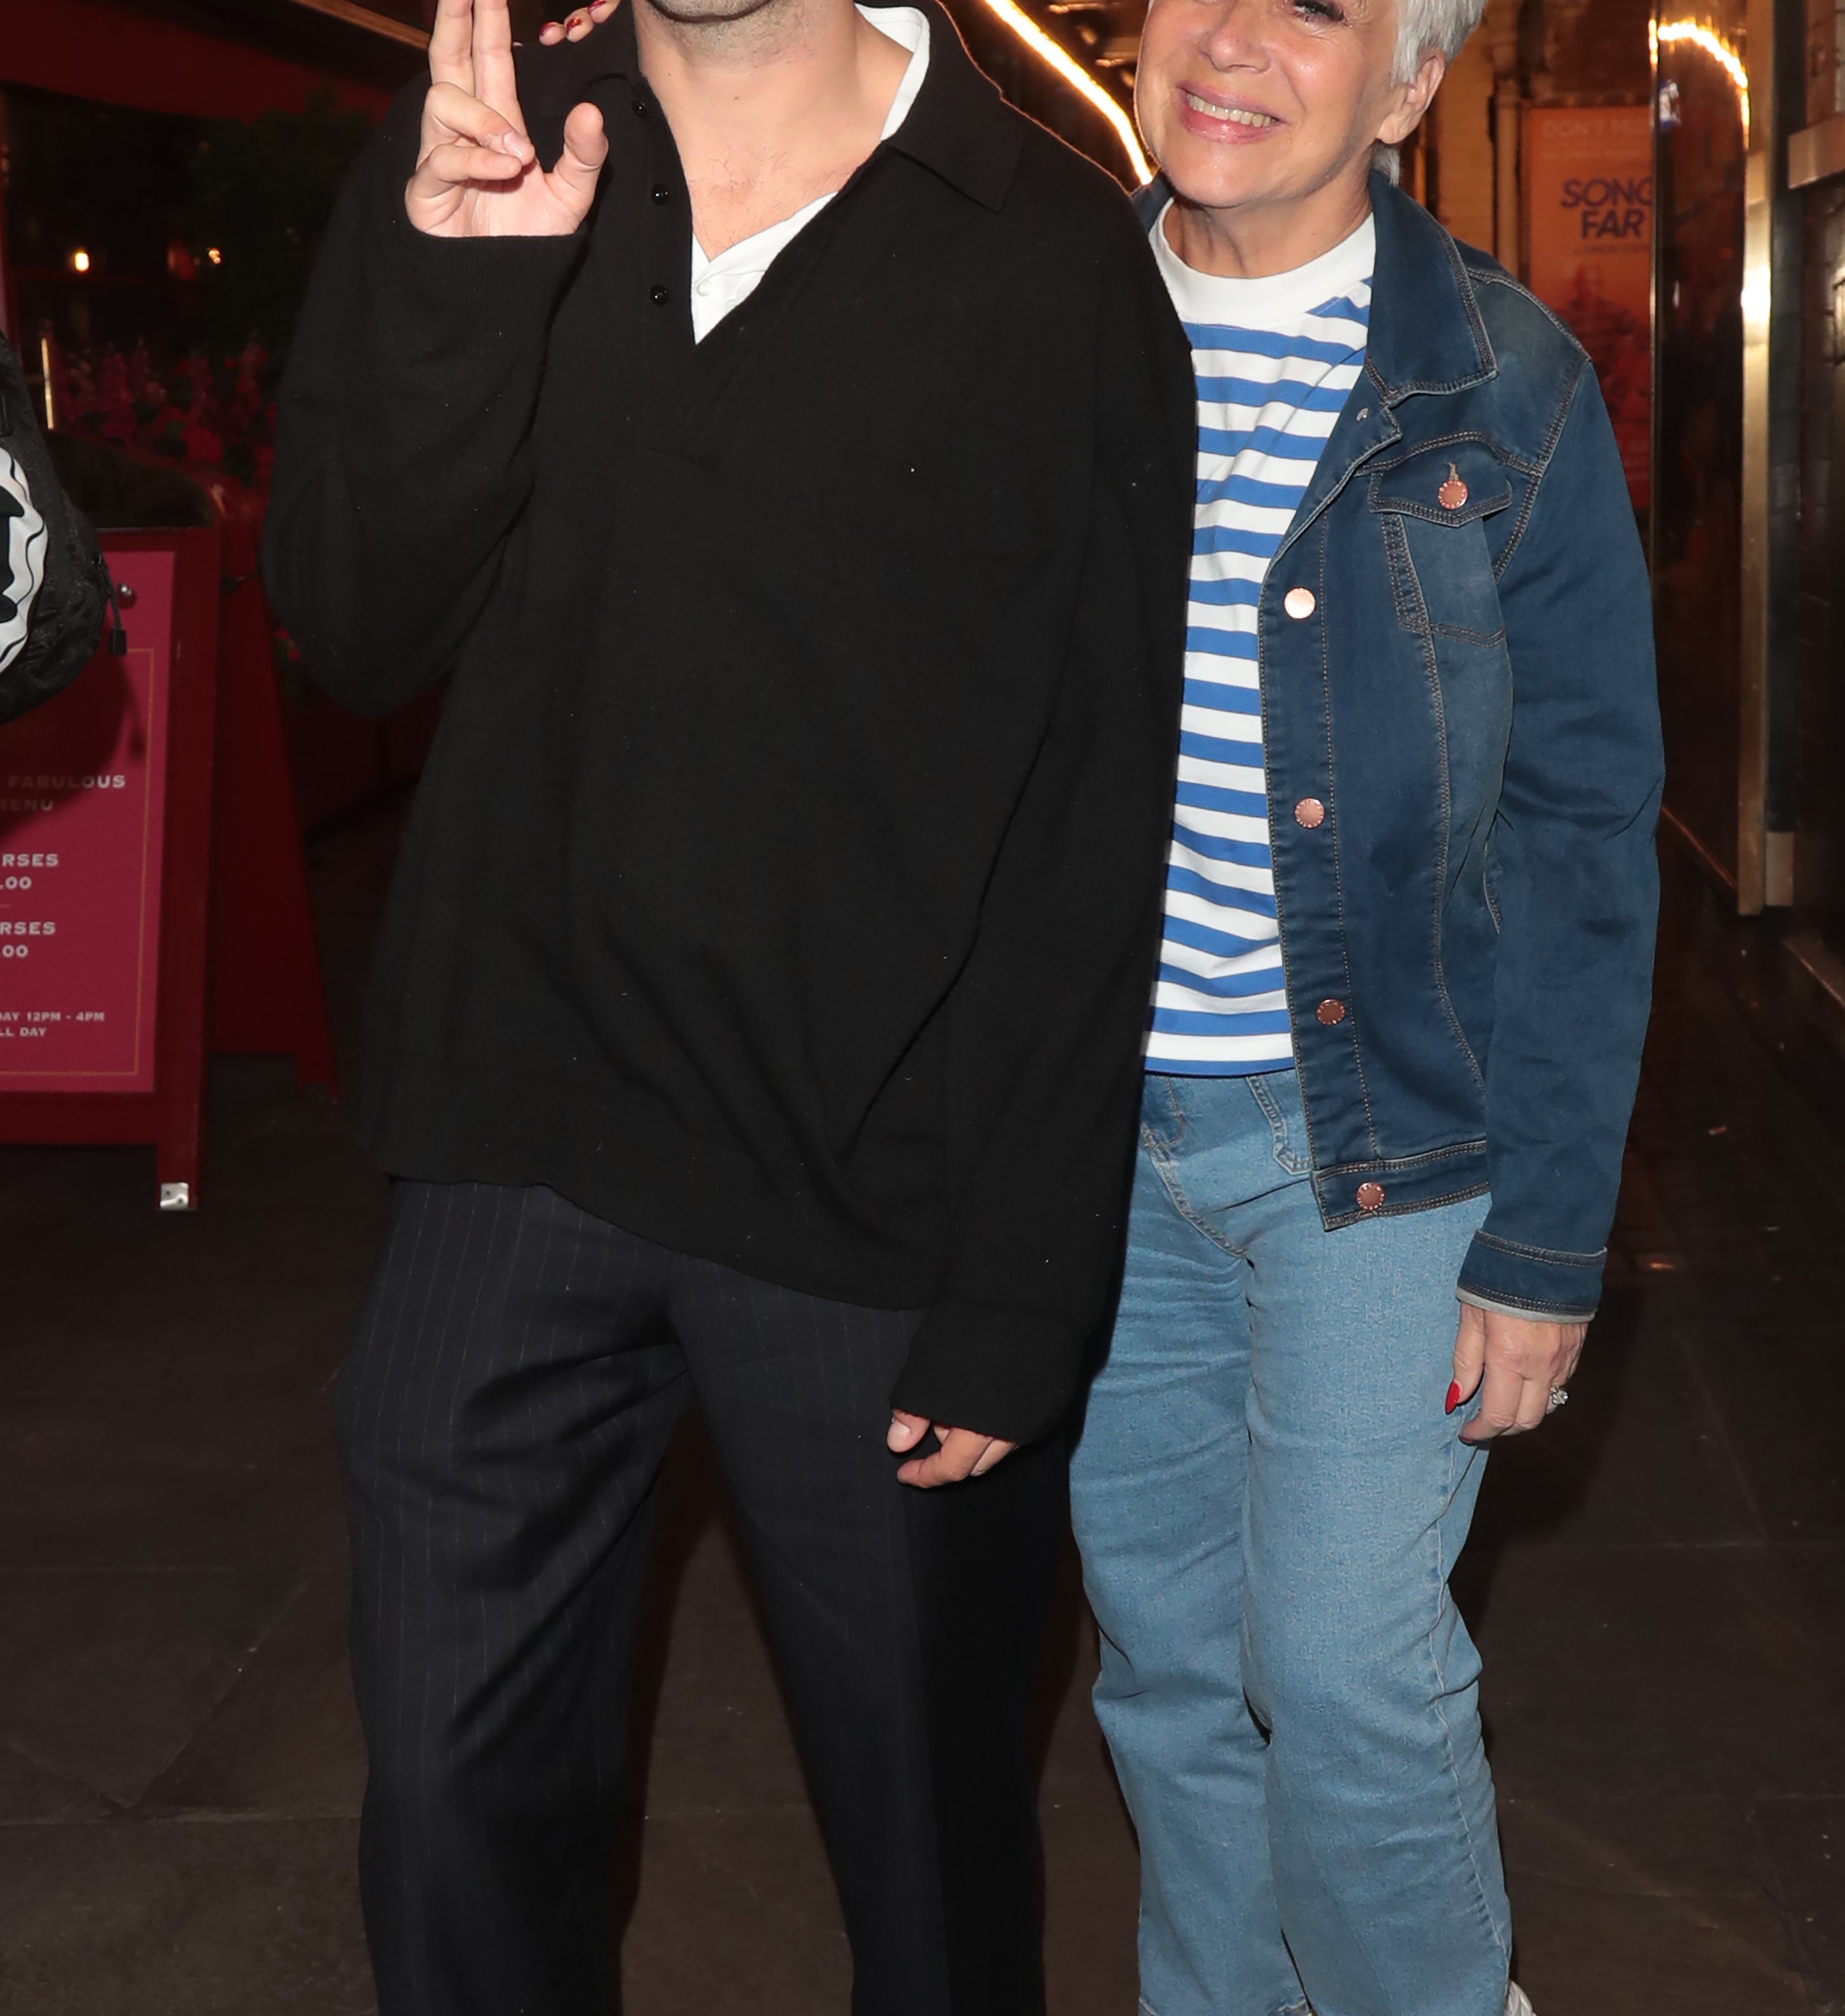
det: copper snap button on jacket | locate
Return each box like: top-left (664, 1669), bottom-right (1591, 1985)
top-left (1355, 1180), bottom-right (1385, 1211)
top-left (1438, 463), bottom-right (1469, 510)
top-left (1293, 797), bottom-right (1326, 828)
top-left (1283, 587), bottom-right (1316, 620)
top-left (1314, 998), bottom-right (1347, 1026)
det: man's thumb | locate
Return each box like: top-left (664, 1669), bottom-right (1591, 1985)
top-left (555, 100), bottom-right (608, 208)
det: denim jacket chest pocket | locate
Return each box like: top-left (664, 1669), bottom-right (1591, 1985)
top-left (1368, 441), bottom-right (1514, 647)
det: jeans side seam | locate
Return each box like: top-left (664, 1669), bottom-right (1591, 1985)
top-left (1426, 1433), bottom-right (1512, 1970)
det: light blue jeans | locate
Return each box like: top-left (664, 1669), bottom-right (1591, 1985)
top-left (1070, 1071), bottom-right (1512, 2016)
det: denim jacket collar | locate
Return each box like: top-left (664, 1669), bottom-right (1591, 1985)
top-left (1360, 172), bottom-right (1496, 403)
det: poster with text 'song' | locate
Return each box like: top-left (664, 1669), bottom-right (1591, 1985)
top-left (1524, 106), bottom-right (1653, 512)
top-left (0, 548), bottom-right (174, 1091)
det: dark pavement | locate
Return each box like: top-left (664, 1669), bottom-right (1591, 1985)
top-left (1, 802), bottom-right (1841, 2015)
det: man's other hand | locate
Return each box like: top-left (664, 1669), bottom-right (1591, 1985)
top-left (887, 1410), bottom-right (1018, 1489)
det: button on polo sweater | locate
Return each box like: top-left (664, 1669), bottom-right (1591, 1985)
top-left (262, 1), bottom-right (1196, 1443)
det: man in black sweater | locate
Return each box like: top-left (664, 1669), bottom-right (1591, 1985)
top-left (265, 0), bottom-right (1192, 2007)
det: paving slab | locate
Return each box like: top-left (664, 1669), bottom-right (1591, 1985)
top-left (0, 1818), bottom-right (373, 2016)
top-left (0, 1568), bottom-right (299, 1810)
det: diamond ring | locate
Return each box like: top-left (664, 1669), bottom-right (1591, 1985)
top-left (1547, 1386), bottom-right (1569, 1412)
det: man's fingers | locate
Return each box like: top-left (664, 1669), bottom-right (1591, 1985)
top-left (897, 1427), bottom-right (993, 1489)
top-left (428, 0), bottom-right (477, 90)
top-left (896, 1447), bottom-right (980, 1488)
top-left (548, 101), bottom-right (609, 216)
top-left (423, 83), bottom-right (534, 158)
top-left (471, 0), bottom-right (524, 128)
top-left (887, 1409), bottom-right (930, 1453)
top-left (412, 141), bottom-right (527, 199)
top-left (412, 86), bottom-right (534, 210)
top-left (890, 1419), bottom-right (1018, 1486)
top-left (409, 62), bottom-right (595, 234)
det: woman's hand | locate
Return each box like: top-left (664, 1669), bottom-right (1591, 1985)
top-left (407, 0), bottom-right (608, 239)
top-left (538, 0), bottom-right (620, 44)
top-left (887, 1410), bottom-right (1018, 1489)
top-left (1450, 1303), bottom-right (1587, 1443)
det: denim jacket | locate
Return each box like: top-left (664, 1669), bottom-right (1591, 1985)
top-left (1135, 172), bottom-right (1664, 1322)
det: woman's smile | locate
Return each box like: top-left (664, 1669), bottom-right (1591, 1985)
top-left (1177, 84), bottom-right (1283, 133)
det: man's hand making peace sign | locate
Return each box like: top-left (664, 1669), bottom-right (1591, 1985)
top-left (408, 0), bottom-right (609, 238)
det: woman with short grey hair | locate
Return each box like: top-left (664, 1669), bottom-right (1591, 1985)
top-left (1069, 2), bottom-right (1661, 2014)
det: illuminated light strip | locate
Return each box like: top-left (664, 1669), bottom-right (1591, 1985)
top-left (975, 0), bottom-right (1153, 185)
top-left (1653, 19), bottom-right (1749, 138)
top-left (280, 0), bottom-right (428, 46)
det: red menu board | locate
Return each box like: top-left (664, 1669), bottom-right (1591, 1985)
top-left (0, 548), bottom-right (175, 1091)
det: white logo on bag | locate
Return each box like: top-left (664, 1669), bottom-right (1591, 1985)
top-left (0, 446), bottom-right (50, 675)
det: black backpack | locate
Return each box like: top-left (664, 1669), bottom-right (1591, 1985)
top-left (0, 333), bottom-right (122, 726)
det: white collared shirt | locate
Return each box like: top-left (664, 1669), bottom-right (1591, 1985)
top-left (689, 5), bottom-right (929, 342)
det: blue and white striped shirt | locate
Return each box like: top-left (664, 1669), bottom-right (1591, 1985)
top-left (1146, 208), bottom-right (1374, 1075)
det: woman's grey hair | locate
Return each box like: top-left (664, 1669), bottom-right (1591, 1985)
top-left (1375, 0), bottom-right (1486, 181)
top-left (1392, 0), bottom-right (1486, 82)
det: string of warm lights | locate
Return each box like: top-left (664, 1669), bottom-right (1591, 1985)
top-left (974, 0), bottom-right (1153, 185)
top-left (1653, 18), bottom-right (1749, 138)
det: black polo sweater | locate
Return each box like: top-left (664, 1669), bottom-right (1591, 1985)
top-left (263, 2), bottom-right (1195, 1442)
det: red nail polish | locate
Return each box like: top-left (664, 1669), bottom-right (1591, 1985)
top-left (1445, 1381), bottom-right (1462, 1416)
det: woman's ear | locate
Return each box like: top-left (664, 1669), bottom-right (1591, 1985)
top-left (1377, 48), bottom-right (1447, 146)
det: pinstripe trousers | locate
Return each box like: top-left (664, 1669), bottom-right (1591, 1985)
top-left (339, 1181), bottom-right (1066, 2016)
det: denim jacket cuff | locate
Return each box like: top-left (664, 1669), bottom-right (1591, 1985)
top-left (1457, 1229), bottom-right (1604, 1322)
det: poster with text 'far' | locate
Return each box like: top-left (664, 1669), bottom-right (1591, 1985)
top-left (1525, 105), bottom-right (1653, 512)
top-left (0, 548), bottom-right (175, 1091)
